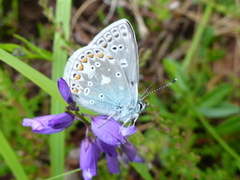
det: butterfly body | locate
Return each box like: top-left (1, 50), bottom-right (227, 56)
top-left (63, 19), bottom-right (146, 123)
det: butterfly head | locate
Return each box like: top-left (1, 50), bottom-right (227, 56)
top-left (137, 100), bottom-right (146, 114)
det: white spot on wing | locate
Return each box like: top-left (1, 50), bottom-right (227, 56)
top-left (101, 75), bottom-right (111, 85)
top-left (120, 58), bottom-right (128, 68)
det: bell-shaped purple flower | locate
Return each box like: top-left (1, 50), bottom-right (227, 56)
top-left (106, 154), bottom-right (120, 174)
top-left (91, 115), bottom-right (125, 146)
top-left (58, 78), bottom-right (79, 111)
top-left (121, 140), bottom-right (144, 163)
top-left (97, 138), bottom-right (120, 173)
top-left (91, 115), bottom-right (138, 146)
top-left (48, 112), bottom-right (74, 129)
top-left (58, 78), bottom-right (74, 104)
top-left (22, 112), bottom-right (74, 134)
top-left (80, 138), bottom-right (100, 180)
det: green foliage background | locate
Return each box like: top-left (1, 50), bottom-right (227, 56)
top-left (0, 0), bottom-right (240, 179)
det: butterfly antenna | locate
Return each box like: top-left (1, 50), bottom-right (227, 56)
top-left (140, 78), bottom-right (178, 101)
top-left (140, 75), bottom-right (160, 100)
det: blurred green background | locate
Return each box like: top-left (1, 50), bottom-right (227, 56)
top-left (0, 0), bottom-right (240, 179)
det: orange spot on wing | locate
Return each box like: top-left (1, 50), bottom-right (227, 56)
top-left (78, 63), bottom-right (84, 71)
top-left (81, 58), bottom-right (88, 63)
top-left (107, 55), bottom-right (113, 60)
top-left (88, 54), bottom-right (94, 58)
top-left (97, 53), bottom-right (104, 58)
top-left (74, 74), bottom-right (81, 80)
top-left (73, 89), bottom-right (78, 93)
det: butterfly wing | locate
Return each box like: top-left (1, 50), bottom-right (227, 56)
top-left (63, 46), bottom-right (134, 119)
top-left (63, 19), bottom-right (139, 121)
top-left (89, 19), bottom-right (139, 105)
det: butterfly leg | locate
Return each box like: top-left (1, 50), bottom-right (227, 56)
top-left (97, 112), bottom-right (118, 128)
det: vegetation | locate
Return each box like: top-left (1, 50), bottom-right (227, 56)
top-left (0, 0), bottom-right (239, 179)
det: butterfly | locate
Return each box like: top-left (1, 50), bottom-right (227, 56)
top-left (63, 19), bottom-right (146, 123)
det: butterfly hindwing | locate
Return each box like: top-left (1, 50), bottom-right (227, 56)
top-left (63, 45), bottom-right (134, 117)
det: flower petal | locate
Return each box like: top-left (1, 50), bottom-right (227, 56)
top-left (106, 154), bottom-right (120, 174)
top-left (121, 126), bottom-right (137, 136)
top-left (80, 138), bottom-right (100, 174)
top-left (91, 115), bottom-right (125, 146)
top-left (23, 114), bottom-right (68, 134)
top-left (58, 78), bottom-right (74, 104)
top-left (48, 112), bottom-right (74, 129)
top-left (121, 140), bottom-right (143, 163)
top-left (82, 169), bottom-right (96, 180)
top-left (97, 138), bottom-right (117, 156)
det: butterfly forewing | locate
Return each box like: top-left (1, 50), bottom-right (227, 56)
top-left (89, 19), bottom-right (139, 102)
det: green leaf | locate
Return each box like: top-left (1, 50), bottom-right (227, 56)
top-left (198, 83), bottom-right (233, 108)
top-left (0, 48), bottom-right (66, 105)
top-left (163, 59), bottom-right (190, 94)
top-left (199, 102), bottom-right (240, 118)
top-left (13, 34), bottom-right (52, 61)
top-left (0, 130), bottom-right (28, 180)
top-left (0, 43), bottom-right (52, 60)
top-left (216, 115), bottom-right (240, 134)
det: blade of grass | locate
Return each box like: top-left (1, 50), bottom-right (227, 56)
top-left (13, 34), bottom-right (52, 61)
top-left (44, 169), bottom-right (80, 180)
top-left (182, 3), bottom-right (213, 70)
top-left (50, 0), bottom-right (71, 179)
top-left (0, 48), bottom-right (66, 105)
top-left (0, 130), bottom-right (28, 180)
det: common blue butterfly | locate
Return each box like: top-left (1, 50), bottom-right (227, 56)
top-left (63, 19), bottom-right (146, 123)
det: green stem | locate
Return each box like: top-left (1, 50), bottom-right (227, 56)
top-left (182, 4), bottom-right (213, 70)
top-left (50, 0), bottom-right (71, 179)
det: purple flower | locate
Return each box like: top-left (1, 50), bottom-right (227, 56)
top-left (22, 113), bottom-right (74, 134)
top-left (97, 138), bottom-right (117, 156)
top-left (97, 138), bottom-right (120, 173)
top-left (80, 138), bottom-right (100, 180)
top-left (121, 140), bottom-right (144, 163)
top-left (91, 115), bottom-right (126, 145)
top-left (48, 112), bottom-right (74, 129)
top-left (91, 115), bottom-right (138, 146)
top-left (58, 78), bottom-right (79, 111)
top-left (106, 154), bottom-right (120, 173)
top-left (58, 78), bottom-right (74, 104)
top-left (121, 126), bottom-right (137, 136)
